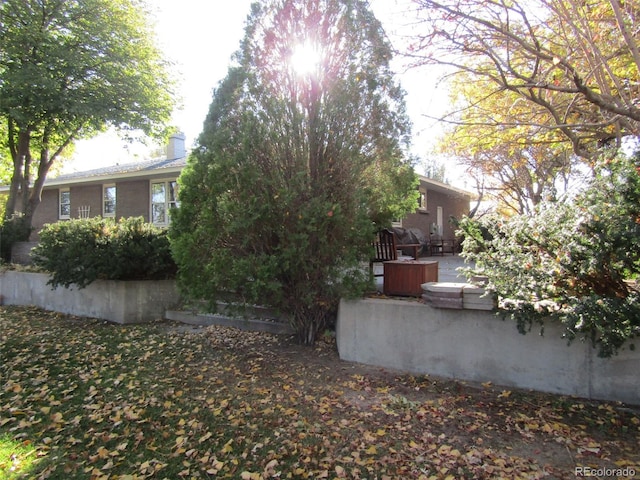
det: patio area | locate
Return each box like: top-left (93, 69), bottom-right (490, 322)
top-left (372, 254), bottom-right (471, 293)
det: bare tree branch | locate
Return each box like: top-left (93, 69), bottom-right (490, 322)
top-left (408, 0), bottom-right (640, 160)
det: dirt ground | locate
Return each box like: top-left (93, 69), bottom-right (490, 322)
top-left (191, 323), bottom-right (640, 479)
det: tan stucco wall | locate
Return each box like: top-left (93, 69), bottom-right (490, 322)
top-left (337, 297), bottom-right (640, 405)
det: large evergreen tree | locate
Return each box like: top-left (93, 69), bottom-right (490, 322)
top-left (171, 0), bottom-right (417, 344)
top-left (0, 0), bottom-right (175, 233)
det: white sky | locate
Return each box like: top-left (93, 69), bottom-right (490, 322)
top-left (69, 0), bottom-right (450, 175)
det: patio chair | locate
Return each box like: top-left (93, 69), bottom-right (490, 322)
top-left (430, 234), bottom-right (456, 255)
top-left (429, 234), bottom-right (443, 255)
top-left (370, 228), bottom-right (397, 277)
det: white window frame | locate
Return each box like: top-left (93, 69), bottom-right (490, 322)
top-left (418, 187), bottom-right (427, 212)
top-left (103, 184), bottom-right (116, 217)
top-left (59, 188), bottom-right (71, 219)
top-left (150, 179), bottom-right (179, 226)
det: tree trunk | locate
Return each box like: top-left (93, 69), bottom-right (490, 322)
top-left (23, 146), bottom-right (55, 232)
top-left (4, 122), bottom-right (74, 234)
top-left (5, 129), bottom-right (32, 221)
top-left (291, 306), bottom-right (329, 346)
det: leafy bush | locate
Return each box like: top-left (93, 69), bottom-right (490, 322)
top-left (0, 215), bottom-right (32, 263)
top-left (458, 154), bottom-right (640, 357)
top-left (33, 217), bottom-right (176, 288)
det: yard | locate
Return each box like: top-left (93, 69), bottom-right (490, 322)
top-left (1, 306), bottom-right (639, 479)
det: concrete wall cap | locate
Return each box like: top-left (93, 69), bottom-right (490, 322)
top-left (462, 284), bottom-right (487, 292)
top-left (422, 282), bottom-right (467, 293)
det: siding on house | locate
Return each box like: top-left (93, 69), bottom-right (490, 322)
top-left (32, 190), bottom-right (59, 233)
top-left (5, 133), bottom-right (471, 245)
top-left (30, 171), bottom-right (471, 241)
top-left (71, 184), bottom-right (102, 219)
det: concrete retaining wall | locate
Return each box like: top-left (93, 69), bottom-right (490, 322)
top-left (0, 271), bottom-right (179, 324)
top-left (337, 298), bottom-right (639, 405)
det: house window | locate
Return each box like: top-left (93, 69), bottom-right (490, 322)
top-left (418, 187), bottom-right (427, 211)
top-left (103, 184), bottom-right (116, 217)
top-left (59, 189), bottom-right (71, 219)
top-left (151, 180), bottom-right (179, 225)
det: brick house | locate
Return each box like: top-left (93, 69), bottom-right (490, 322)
top-left (25, 133), bottom-right (187, 240)
top-left (7, 132), bottom-right (470, 248)
top-left (396, 175), bottom-right (472, 249)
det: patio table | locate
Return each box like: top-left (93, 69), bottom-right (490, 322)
top-left (383, 260), bottom-right (438, 297)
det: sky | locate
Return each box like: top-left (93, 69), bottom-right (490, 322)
top-left (69, 0), bottom-right (450, 176)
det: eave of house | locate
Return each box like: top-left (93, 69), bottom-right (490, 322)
top-left (0, 157), bottom-right (188, 192)
top-left (419, 175), bottom-right (473, 199)
top-left (0, 162), bottom-right (472, 198)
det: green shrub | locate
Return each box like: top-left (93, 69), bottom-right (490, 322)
top-left (33, 217), bottom-right (176, 288)
top-left (107, 217), bottom-right (177, 282)
top-left (0, 215), bottom-right (32, 263)
top-left (458, 154), bottom-right (640, 358)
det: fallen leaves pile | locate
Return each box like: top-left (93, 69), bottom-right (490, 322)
top-left (1, 305), bottom-right (639, 479)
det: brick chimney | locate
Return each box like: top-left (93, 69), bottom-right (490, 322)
top-left (166, 132), bottom-right (186, 159)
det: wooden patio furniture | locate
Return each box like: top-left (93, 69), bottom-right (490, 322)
top-left (398, 242), bottom-right (421, 260)
top-left (370, 229), bottom-right (397, 277)
top-left (370, 229), bottom-right (422, 277)
top-left (429, 234), bottom-right (456, 255)
top-left (391, 227), bottom-right (423, 259)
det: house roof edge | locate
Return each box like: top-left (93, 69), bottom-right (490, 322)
top-left (418, 175), bottom-right (473, 198)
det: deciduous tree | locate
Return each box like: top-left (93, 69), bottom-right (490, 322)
top-left (438, 74), bottom-right (579, 214)
top-left (409, 0), bottom-right (640, 161)
top-left (0, 0), bottom-right (176, 233)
